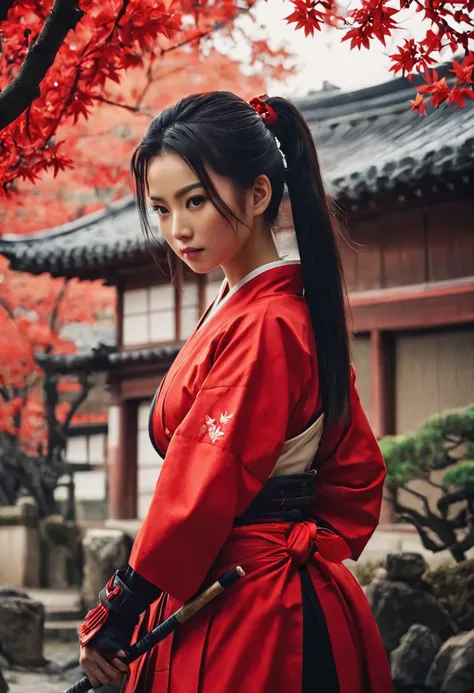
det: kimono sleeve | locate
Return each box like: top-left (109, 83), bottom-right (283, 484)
top-left (129, 302), bottom-right (308, 602)
top-left (312, 367), bottom-right (386, 562)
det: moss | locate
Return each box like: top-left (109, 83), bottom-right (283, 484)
top-left (423, 559), bottom-right (474, 631)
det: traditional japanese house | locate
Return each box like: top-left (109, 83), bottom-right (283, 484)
top-left (2, 70), bottom-right (473, 523)
top-left (56, 322), bottom-right (115, 520)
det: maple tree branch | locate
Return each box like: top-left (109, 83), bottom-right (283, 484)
top-left (0, 297), bottom-right (15, 321)
top-left (134, 63), bottom-right (154, 108)
top-left (82, 0), bottom-right (130, 62)
top-left (62, 372), bottom-right (93, 433)
top-left (91, 95), bottom-right (142, 113)
top-left (49, 280), bottom-right (68, 334)
top-left (113, 0), bottom-right (131, 31)
top-left (42, 39), bottom-right (90, 145)
top-left (158, 4), bottom-right (254, 59)
top-left (0, 0), bottom-right (85, 130)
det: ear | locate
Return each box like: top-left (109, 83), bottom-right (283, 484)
top-left (252, 174), bottom-right (272, 217)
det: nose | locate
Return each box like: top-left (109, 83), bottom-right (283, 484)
top-left (171, 212), bottom-right (193, 242)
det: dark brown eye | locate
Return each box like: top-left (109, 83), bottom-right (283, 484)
top-left (152, 204), bottom-right (168, 216)
top-left (187, 196), bottom-right (206, 209)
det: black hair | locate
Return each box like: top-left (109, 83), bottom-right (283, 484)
top-left (130, 91), bottom-right (350, 425)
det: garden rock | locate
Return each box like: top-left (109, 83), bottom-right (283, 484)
top-left (385, 552), bottom-right (427, 583)
top-left (0, 591), bottom-right (45, 667)
top-left (426, 629), bottom-right (474, 693)
top-left (40, 515), bottom-right (82, 588)
top-left (81, 529), bottom-right (132, 611)
top-left (366, 574), bottom-right (455, 652)
top-left (391, 623), bottom-right (441, 686)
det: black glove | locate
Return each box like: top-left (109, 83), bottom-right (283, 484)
top-left (79, 566), bottom-right (161, 656)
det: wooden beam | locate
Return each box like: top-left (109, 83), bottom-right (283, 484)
top-left (370, 330), bottom-right (396, 524)
top-left (370, 330), bottom-right (395, 439)
top-left (351, 277), bottom-right (474, 332)
top-left (116, 281), bottom-right (123, 350)
top-left (108, 398), bottom-right (138, 519)
top-left (120, 373), bottom-right (164, 400)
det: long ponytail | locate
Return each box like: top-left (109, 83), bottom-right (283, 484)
top-left (266, 97), bottom-right (350, 425)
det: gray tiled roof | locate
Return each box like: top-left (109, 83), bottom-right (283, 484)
top-left (305, 78), bottom-right (474, 199)
top-left (0, 196), bottom-right (154, 278)
top-left (37, 343), bottom-right (181, 374)
top-left (1, 69), bottom-right (473, 278)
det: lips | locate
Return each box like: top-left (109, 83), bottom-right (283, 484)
top-left (181, 248), bottom-right (203, 257)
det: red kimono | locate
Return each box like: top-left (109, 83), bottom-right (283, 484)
top-left (126, 261), bottom-right (393, 693)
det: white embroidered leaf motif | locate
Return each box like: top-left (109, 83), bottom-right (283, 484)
top-left (210, 427), bottom-right (225, 443)
top-left (205, 412), bottom-right (233, 443)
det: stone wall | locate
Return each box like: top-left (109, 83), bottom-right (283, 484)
top-left (0, 501), bottom-right (40, 587)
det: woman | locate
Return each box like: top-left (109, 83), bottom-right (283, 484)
top-left (78, 92), bottom-right (393, 692)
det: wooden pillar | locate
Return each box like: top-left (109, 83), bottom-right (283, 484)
top-left (370, 330), bottom-right (396, 524)
top-left (108, 397), bottom-right (138, 519)
top-left (371, 330), bottom-right (395, 438)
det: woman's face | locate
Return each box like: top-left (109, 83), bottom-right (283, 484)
top-left (146, 152), bottom-right (254, 275)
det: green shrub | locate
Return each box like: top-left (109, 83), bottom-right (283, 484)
top-left (423, 559), bottom-right (474, 631)
top-left (353, 559), bottom-right (384, 586)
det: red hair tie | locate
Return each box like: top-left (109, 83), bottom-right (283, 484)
top-left (249, 94), bottom-right (277, 126)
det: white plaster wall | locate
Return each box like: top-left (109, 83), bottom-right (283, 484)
top-left (205, 280), bottom-right (222, 308)
top-left (181, 305), bottom-right (200, 338)
top-left (123, 288), bottom-right (147, 315)
top-left (149, 310), bottom-right (175, 342)
top-left (65, 435), bottom-right (87, 463)
top-left (150, 284), bottom-right (174, 311)
top-left (123, 314), bottom-right (148, 346)
top-left (181, 283), bottom-right (199, 307)
top-left (137, 400), bottom-right (163, 519)
top-left (59, 433), bottom-right (107, 502)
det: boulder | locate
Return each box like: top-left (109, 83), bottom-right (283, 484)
top-left (391, 624), bottom-right (441, 686)
top-left (40, 515), bottom-right (82, 588)
top-left (0, 591), bottom-right (45, 667)
top-left (0, 587), bottom-right (29, 599)
top-left (81, 529), bottom-right (132, 612)
top-left (426, 629), bottom-right (474, 693)
top-left (385, 552), bottom-right (427, 583)
top-left (366, 577), bottom-right (456, 652)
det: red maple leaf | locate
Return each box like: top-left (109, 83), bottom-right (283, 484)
top-left (448, 85), bottom-right (474, 108)
top-left (409, 92), bottom-right (426, 116)
top-left (450, 56), bottom-right (474, 85)
top-left (286, 0), bottom-right (325, 36)
top-left (419, 75), bottom-right (451, 108)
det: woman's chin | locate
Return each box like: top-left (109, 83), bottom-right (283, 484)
top-left (184, 257), bottom-right (221, 275)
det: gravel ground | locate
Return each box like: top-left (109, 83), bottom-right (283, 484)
top-left (3, 643), bottom-right (121, 693)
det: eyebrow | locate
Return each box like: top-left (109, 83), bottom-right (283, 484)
top-left (149, 182), bottom-right (203, 203)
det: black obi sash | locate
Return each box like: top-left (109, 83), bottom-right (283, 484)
top-left (233, 473), bottom-right (315, 527)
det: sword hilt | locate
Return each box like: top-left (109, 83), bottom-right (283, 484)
top-left (65, 566), bottom-right (245, 693)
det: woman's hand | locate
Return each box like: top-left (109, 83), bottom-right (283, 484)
top-left (79, 646), bottom-right (130, 688)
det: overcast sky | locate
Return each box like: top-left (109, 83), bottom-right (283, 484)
top-left (253, 0), bottom-right (430, 96)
